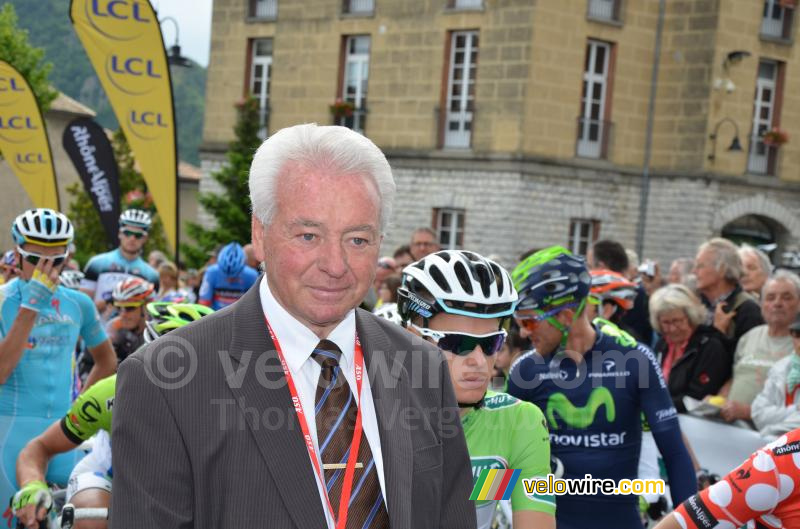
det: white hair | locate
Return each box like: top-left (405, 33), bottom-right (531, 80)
top-left (739, 243), bottom-right (773, 275)
top-left (248, 123), bottom-right (396, 233)
top-left (649, 284), bottom-right (708, 333)
top-left (763, 269), bottom-right (800, 299)
top-left (699, 237), bottom-right (742, 282)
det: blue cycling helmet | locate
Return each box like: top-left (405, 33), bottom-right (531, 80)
top-left (217, 242), bottom-right (246, 277)
top-left (512, 246), bottom-right (591, 312)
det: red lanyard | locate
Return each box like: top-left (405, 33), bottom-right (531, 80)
top-left (265, 317), bottom-right (365, 529)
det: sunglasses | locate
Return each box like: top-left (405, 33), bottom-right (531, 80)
top-left (16, 247), bottom-right (68, 268)
top-left (410, 323), bottom-right (506, 356)
top-left (514, 302), bottom-right (579, 333)
top-left (121, 229), bottom-right (146, 240)
top-left (115, 305), bottom-right (142, 313)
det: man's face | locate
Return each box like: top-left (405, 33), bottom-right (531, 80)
top-left (253, 164), bottom-right (382, 335)
top-left (692, 247), bottom-right (723, 292)
top-left (17, 243), bottom-right (68, 281)
top-left (741, 252), bottom-right (769, 294)
top-left (667, 261), bottom-right (683, 284)
top-left (117, 305), bottom-right (144, 329)
top-left (427, 312), bottom-right (499, 405)
top-left (410, 231), bottom-right (439, 260)
top-left (395, 252), bottom-right (414, 270)
top-left (514, 307), bottom-right (568, 356)
top-left (762, 279), bottom-right (800, 328)
top-left (119, 227), bottom-right (148, 254)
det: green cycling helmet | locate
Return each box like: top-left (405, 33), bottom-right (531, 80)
top-left (144, 302), bottom-right (215, 343)
top-left (511, 245), bottom-right (591, 312)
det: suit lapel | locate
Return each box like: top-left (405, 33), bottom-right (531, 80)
top-left (225, 282), bottom-right (327, 529)
top-left (356, 310), bottom-right (413, 528)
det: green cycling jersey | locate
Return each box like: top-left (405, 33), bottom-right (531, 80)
top-left (462, 391), bottom-right (555, 529)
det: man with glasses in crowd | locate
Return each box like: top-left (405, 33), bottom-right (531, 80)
top-left (0, 209), bottom-right (116, 517)
top-left (80, 209), bottom-right (160, 314)
top-left (105, 278), bottom-right (155, 363)
top-left (506, 246), bottom-right (696, 529)
top-left (409, 227), bottom-right (441, 261)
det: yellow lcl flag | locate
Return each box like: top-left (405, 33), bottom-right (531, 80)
top-left (0, 61), bottom-right (59, 210)
top-left (70, 0), bottom-right (177, 251)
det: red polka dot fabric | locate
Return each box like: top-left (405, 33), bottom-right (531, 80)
top-left (675, 428), bottom-right (800, 528)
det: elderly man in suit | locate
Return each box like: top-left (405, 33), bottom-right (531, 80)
top-left (111, 124), bottom-right (476, 529)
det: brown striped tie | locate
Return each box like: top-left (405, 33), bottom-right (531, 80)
top-left (312, 340), bottom-right (389, 529)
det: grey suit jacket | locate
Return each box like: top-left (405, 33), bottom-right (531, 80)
top-left (111, 281), bottom-right (477, 528)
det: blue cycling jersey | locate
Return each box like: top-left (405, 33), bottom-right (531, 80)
top-left (506, 324), bottom-right (696, 529)
top-left (0, 278), bottom-right (108, 502)
top-left (81, 248), bottom-right (159, 302)
top-left (198, 264), bottom-right (258, 310)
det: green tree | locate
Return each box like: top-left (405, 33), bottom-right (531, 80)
top-left (66, 130), bottom-right (169, 268)
top-left (0, 3), bottom-right (57, 112)
top-left (182, 97), bottom-right (260, 268)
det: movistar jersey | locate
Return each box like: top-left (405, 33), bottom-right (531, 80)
top-left (198, 264), bottom-right (258, 310)
top-left (60, 374), bottom-right (115, 445)
top-left (506, 324), bottom-right (696, 529)
top-left (0, 278), bottom-right (108, 503)
top-left (81, 248), bottom-right (159, 302)
top-left (464, 392), bottom-right (554, 529)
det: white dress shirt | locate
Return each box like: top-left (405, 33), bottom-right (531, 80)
top-left (259, 276), bottom-right (387, 527)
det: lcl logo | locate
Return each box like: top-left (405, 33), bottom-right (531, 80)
top-left (0, 77), bottom-right (25, 92)
top-left (110, 56), bottom-right (162, 78)
top-left (0, 116), bottom-right (37, 130)
top-left (90, 0), bottom-right (150, 22)
top-left (16, 152), bottom-right (46, 164)
top-left (130, 111), bottom-right (168, 128)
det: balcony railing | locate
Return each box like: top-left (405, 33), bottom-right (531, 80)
top-left (343, 0), bottom-right (374, 15)
top-left (761, 2), bottom-right (794, 39)
top-left (587, 0), bottom-right (620, 22)
top-left (250, 0), bottom-right (277, 19)
top-left (576, 117), bottom-right (613, 159)
top-left (747, 134), bottom-right (779, 175)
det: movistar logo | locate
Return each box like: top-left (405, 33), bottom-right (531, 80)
top-left (546, 387), bottom-right (615, 430)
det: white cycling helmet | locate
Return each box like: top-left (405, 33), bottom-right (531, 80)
top-left (397, 250), bottom-right (518, 324)
top-left (119, 209), bottom-right (152, 231)
top-left (112, 277), bottom-right (155, 305)
top-left (373, 303), bottom-right (403, 326)
top-left (60, 270), bottom-right (85, 290)
top-left (12, 209), bottom-right (74, 247)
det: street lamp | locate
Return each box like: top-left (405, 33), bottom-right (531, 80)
top-left (159, 16), bottom-right (193, 68)
top-left (708, 117), bottom-right (743, 162)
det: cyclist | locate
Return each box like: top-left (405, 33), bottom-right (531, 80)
top-left (105, 278), bottom-right (155, 363)
top-left (0, 209), bottom-right (116, 512)
top-left (654, 428), bottom-right (800, 529)
top-left (80, 209), bottom-right (160, 310)
top-left (12, 302), bottom-right (214, 529)
top-left (397, 250), bottom-right (555, 529)
top-left (506, 246), bottom-right (696, 529)
top-left (198, 242), bottom-right (258, 310)
top-left (587, 269), bottom-right (638, 328)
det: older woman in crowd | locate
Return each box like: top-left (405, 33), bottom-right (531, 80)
top-left (650, 284), bottom-right (731, 412)
top-left (738, 244), bottom-right (772, 299)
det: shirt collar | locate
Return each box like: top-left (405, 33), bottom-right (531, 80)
top-left (259, 275), bottom-right (356, 373)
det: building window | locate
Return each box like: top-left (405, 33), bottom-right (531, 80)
top-left (761, 0), bottom-right (794, 40)
top-left (343, 0), bottom-right (374, 14)
top-left (337, 35), bottom-right (370, 135)
top-left (249, 39), bottom-right (273, 139)
top-left (434, 208), bottom-right (465, 250)
top-left (443, 31), bottom-right (478, 149)
top-left (449, 0), bottom-right (483, 9)
top-left (747, 60), bottom-right (784, 176)
top-left (587, 0), bottom-right (621, 22)
top-left (568, 219), bottom-right (600, 256)
top-left (249, 0), bottom-right (277, 19)
top-left (577, 39), bottom-right (613, 159)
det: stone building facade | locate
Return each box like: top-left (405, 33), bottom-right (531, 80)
top-left (200, 0), bottom-right (800, 267)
